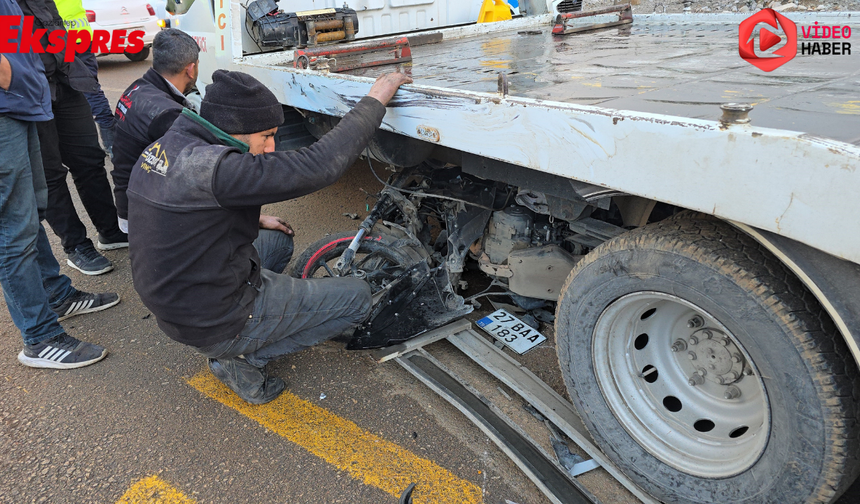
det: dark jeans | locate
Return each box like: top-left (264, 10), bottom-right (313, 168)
top-left (78, 52), bottom-right (115, 130)
top-left (36, 82), bottom-right (121, 253)
top-left (0, 116), bottom-right (77, 345)
top-left (253, 229), bottom-right (294, 274)
top-left (197, 230), bottom-right (371, 367)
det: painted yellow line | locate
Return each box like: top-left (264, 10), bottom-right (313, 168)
top-left (188, 371), bottom-right (483, 503)
top-left (116, 475), bottom-right (195, 504)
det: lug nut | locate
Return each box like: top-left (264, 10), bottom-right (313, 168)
top-left (709, 364), bottom-right (716, 371)
top-left (703, 329), bottom-right (713, 339)
top-left (717, 376), bottom-right (726, 385)
top-left (671, 339), bottom-right (688, 352)
top-left (688, 373), bottom-right (705, 386)
top-left (744, 367), bottom-right (753, 376)
top-left (727, 371), bottom-right (739, 381)
top-left (720, 338), bottom-right (729, 346)
top-left (687, 315), bottom-right (704, 328)
top-left (724, 385), bottom-right (742, 400)
top-left (732, 353), bottom-right (742, 363)
top-left (688, 351), bottom-right (697, 360)
top-left (689, 336), bottom-right (699, 345)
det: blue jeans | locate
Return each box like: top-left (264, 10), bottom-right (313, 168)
top-left (0, 116), bottom-right (76, 345)
top-left (197, 230), bottom-right (371, 367)
top-left (253, 228), bottom-right (294, 274)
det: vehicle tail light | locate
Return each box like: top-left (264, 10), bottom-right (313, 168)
top-left (86, 10), bottom-right (95, 22)
top-left (147, 4), bottom-right (156, 16)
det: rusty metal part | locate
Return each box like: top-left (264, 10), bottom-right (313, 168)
top-left (552, 4), bottom-right (633, 35)
top-left (344, 17), bottom-right (355, 39)
top-left (294, 36), bottom-right (412, 73)
top-left (316, 31), bottom-right (346, 43)
top-left (720, 103), bottom-right (754, 125)
top-left (313, 19), bottom-right (344, 31)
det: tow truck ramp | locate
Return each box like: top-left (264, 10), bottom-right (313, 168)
top-left (374, 319), bottom-right (658, 504)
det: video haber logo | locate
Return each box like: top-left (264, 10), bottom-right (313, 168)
top-left (739, 9), bottom-right (797, 72)
top-left (0, 16), bottom-right (144, 62)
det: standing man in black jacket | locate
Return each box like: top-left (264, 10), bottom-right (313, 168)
top-left (16, 0), bottom-right (127, 276)
top-left (112, 29), bottom-right (200, 234)
top-left (128, 70), bottom-right (411, 404)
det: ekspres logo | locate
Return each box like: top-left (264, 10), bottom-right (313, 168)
top-left (739, 9), bottom-right (853, 72)
top-left (0, 16), bottom-right (144, 62)
top-left (739, 9), bottom-right (798, 72)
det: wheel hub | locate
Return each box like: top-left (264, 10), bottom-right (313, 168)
top-left (682, 328), bottom-right (746, 385)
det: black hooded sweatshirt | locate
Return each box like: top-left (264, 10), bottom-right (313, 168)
top-left (127, 96), bottom-right (385, 347)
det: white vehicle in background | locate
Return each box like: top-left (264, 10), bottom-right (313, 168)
top-left (83, 1), bottom-right (161, 61)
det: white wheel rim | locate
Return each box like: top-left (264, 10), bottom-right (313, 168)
top-left (592, 291), bottom-right (770, 478)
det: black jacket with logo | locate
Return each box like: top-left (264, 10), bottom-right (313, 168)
top-left (127, 96), bottom-right (386, 347)
top-left (15, 0), bottom-right (98, 98)
top-left (113, 68), bottom-right (190, 220)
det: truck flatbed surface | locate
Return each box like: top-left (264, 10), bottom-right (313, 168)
top-left (343, 13), bottom-right (860, 144)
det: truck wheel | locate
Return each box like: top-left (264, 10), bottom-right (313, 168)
top-left (555, 216), bottom-right (860, 503)
top-left (125, 46), bottom-right (150, 62)
top-left (289, 231), bottom-right (413, 294)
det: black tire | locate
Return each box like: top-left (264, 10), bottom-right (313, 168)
top-left (555, 216), bottom-right (860, 503)
top-left (289, 231), bottom-right (413, 293)
top-left (125, 46), bottom-right (150, 62)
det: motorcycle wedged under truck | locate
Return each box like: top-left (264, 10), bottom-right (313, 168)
top-left (178, 1), bottom-right (860, 502)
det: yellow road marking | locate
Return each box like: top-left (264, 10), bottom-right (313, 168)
top-left (188, 371), bottom-right (483, 503)
top-left (116, 475), bottom-right (195, 504)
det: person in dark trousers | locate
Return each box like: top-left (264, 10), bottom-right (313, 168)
top-left (16, 0), bottom-right (128, 276)
top-left (79, 50), bottom-right (115, 157)
top-left (128, 70), bottom-right (411, 404)
top-left (0, 1), bottom-right (119, 369)
top-left (112, 29), bottom-right (200, 234)
top-left (55, 0), bottom-right (116, 157)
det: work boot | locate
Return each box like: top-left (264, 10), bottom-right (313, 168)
top-left (208, 357), bottom-right (285, 405)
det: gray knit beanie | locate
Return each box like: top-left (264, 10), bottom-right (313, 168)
top-left (200, 70), bottom-right (284, 134)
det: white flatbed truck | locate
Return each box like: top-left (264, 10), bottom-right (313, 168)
top-left (170, 1), bottom-right (860, 502)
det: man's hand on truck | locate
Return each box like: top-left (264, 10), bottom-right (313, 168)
top-left (367, 72), bottom-right (413, 106)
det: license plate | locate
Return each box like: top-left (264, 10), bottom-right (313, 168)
top-left (476, 309), bottom-right (547, 355)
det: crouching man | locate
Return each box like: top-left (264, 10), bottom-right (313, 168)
top-left (128, 70), bottom-right (411, 404)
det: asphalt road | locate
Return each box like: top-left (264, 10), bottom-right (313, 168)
top-left (0, 53), bottom-right (565, 504)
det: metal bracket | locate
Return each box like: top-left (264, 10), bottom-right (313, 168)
top-left (294, 36), bottom-right (412, 73)
top-left (552, 4), bottom-right (633, 36)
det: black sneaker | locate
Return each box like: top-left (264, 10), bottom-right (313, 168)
top-left (18, 333), bottom-right (107, 369)
top-left (52, 290), bottom-right (120, 322)
top-left (67, 242), bottom-right (113, 275)
top-left (96, 230), bottom-right (128, 251)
